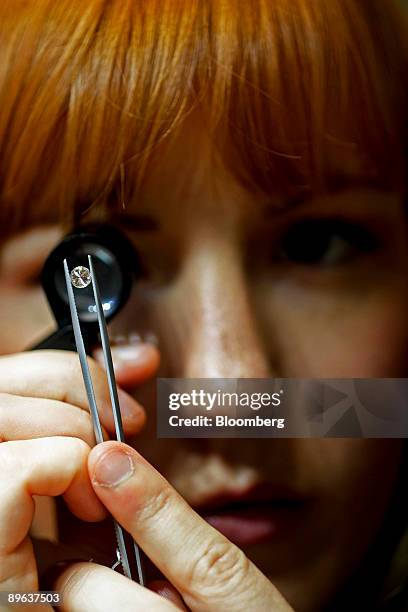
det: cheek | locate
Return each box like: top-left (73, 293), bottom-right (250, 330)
top-left (260, 282), bottom-right (408, 376)
top-left (305, 439), bottom-right (402, 498)
top-left (0, 286), bottom-right (54, 353)
top-left (312, 439), bottom-right (403, 563)
top-left (0, 226), bottom-right (62, 354)
top-left (279, 439), bottom-right (404, 609)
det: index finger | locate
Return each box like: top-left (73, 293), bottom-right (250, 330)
top-left (0, 351), bottom-right (146, 435)
top-left (88, 442), bottom-right (292, 611)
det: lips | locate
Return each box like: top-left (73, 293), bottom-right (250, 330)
top-left (195, 483), bottom-right (309, 547)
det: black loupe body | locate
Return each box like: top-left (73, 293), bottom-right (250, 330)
top-left (33, 225), bottom-right (142, 354)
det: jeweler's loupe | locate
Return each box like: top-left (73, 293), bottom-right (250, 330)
top-left (33, 225), bottom-right (142, 353)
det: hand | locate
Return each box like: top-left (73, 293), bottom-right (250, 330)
top-left (0, 438), bottom-right (179, 612)
top-left (0, 347), bottom-right (159, 604)
top-left (54, 441), bottom-right (294, 612)
top-left (0, 436), bottom-right (105, 609)
top-left (0, 350), bottom-right (148, 445)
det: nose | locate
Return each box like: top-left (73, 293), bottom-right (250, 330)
top-left (159, 234), bottom-right (270, 378)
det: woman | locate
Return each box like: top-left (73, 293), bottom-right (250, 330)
top-left (0, 1), bottom-right (407, 609)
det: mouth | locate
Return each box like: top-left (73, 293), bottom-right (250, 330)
top-left (195, 483), bottom-right (310, 547)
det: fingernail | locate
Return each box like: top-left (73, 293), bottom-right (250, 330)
top-left (111, 344), bottom-right (149, 368)
top-left (93, 450), bottom-right (134, 487)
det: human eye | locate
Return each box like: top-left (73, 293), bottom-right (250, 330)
top-left (276, 218), bottom-right (379, 267)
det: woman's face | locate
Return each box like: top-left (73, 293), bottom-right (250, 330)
top-left (1, 121), bottom-right (407, 610)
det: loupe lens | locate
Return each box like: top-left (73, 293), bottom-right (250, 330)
top-left (40, 225), bottom-right (139, 332)
top-left (55, 242), bottom-right (124, 322)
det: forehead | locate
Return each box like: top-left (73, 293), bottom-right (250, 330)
top-left (103, 116), bottom-right (387, 221)
top-left (4, 99), bottom-right (400, 244)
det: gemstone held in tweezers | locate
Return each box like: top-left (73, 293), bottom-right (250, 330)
top-left (70, 265), bottom-right (91, 289)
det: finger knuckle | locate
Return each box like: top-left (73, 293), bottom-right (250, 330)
top-left (188, 538), bottom-right (250, 594)
top-left (140, 485), bottom-right (173, 525)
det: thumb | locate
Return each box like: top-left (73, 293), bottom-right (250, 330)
top-left (93, 342), bottom-right (160, 389)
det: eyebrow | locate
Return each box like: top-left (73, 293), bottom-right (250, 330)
top-left (110, 213), bottom-right (160, 231)
top-left (109, 174), bottom-right (391, 226)
top-left (326, 173), bottom-right (389, 193)
top-left (268, 173), bottom-right (391, 214)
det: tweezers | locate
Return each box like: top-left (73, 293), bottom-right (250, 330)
top-left (63, 255), bottom-right (145, 585)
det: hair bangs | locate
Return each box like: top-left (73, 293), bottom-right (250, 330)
top-left (0, 0), bottom-right (407, 236)
top-left (209, 0), bottom-right (408, 202)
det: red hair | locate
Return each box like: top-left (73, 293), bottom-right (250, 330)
top-left (0, 0), bottom-right (407, 235)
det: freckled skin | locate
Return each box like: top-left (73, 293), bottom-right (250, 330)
top-left (1, 123), bottom-right (407, 610)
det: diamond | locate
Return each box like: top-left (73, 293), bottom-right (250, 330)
top-left (70, 265), bottom-right (91, 289)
